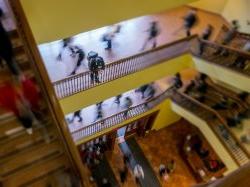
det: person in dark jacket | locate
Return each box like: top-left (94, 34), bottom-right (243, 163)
top-left (173, 73), bottom-right (183, 89)
top-left (183, 10), bottom-right (198, 36)
top-left (141, 21), bottom-right (160, 50)
top-left (57, 37), bottom-right (74, 61)
top-left (69, 110), bottom-right (83, 123)
top-left (136, 84), bottom-right (150, 99)
top-left (88, 51), bottom-right (105, 83)
top-left (69, 46), bottom-right (85, 75)
top-left (0, 8), bottom-right (20, 75)
top-left (199, 24), bottom-right (214, 55)
top-left (114, 94), bottom-right (122, 105)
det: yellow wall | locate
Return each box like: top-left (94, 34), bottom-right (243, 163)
top-left (76, 99), bottom-right (180, 145)
top-left (171, 102), bottom-right (239, 175)
top-left (222, 0), bottom-right (250, 33)
top-left (189, 0), bottom-right (228, 14)
top-left (60, 54), bottom-right (194, 115)
top-left (193, 57), bottom-right (250, 92)
top-left (20, 0), bottom-right (197, 44)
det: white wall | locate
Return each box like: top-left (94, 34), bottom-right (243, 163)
top-left (189, 0), bottom-right (228, 14)
top-left (222, 0), bottom-right (250, 33)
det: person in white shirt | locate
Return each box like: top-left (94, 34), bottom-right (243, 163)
top-left (133, 164), bottom-right (144, 184)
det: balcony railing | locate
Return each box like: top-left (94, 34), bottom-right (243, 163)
top-left (171, 90), bottom-right (250, 166)
top-left (216, 25), bottom-right (250, 49)
top-left (191, 38), bottom-right (250, 76)
top-left (53, 36), bottom-right (195, 98)
top-left (70, 87), bottom-right (175, 142)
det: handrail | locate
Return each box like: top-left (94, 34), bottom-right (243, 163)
top-left (175, 90), bottom-right (250, 159)
top-left (200, 39), bottom-right (250, 58)
top-left (71, 87), bottom-right (175, 142)
top-left (171, 90), bottom-right (249, 166)
top-left (53, 35), bottom-right (197, 98)
top-left (205, 80), bottom-right (249, 109)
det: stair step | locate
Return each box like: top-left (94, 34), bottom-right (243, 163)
top-left (0, 125), bottom-right (55, 158)
top-left (2, 154), bottom-right (69, 187)
top-left (0, 118), bottom-right (23, 139)
top-left (23, 167), bottom-right (67, 187)
top-left (0, 140), bottom-right (62, 177)
top-left (0, 135), bottom-right (57, 164)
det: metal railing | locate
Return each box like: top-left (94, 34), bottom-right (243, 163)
top-left (70, 87), bottom-right (175, 142)
top-left (53, 36), bottom-right (195, 98)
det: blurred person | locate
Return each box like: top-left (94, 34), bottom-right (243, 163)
top-left (101, 178), bottom-right (111, 187)
top-left (183, 9), bottom-right (198, 36)
top-left (95, 102), bottom-right (104, 122)
top-left (199, 24), bottom-right (214, 55)
top-left (69, 110), bottom-right (83, 123)
top-left (141, 21), bottom-right (160, 50)
top-left (101, 24), bottom-right (122, 50)
top-left (231, 41), bottom-right (250, 69)
top-left (114, 94), bottom-right (122, 105)
top-left (119, 165), bottom-right (128, 183)
top-left (214, 20), bottom-right (239, 56)
top-left (136, 84), bottom-right (150, 99)
top-left (159, 164), bottom-right (167, 178)
top-left (57, 37), bottom-right (74, 61)
top-left (172, 73), bottom-right (183, 89)
top-left (0, 8), bottom-right (20, 76)
top-left (144, 84), bottom-right (156, 100)
top-left (69, 46), bottom-right (85, 75)
top-left (123, 97), bottom-right (133, 117)
top-left (87, 51), bottom-right (105, 83)
top-left (166, 160), bottom-right (176, 174)
top-left (133, 164), bottom-right (144, 184)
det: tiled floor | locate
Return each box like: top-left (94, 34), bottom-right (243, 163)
top-left (105, 119), bottom-right (212, 187)
top-left (135, 120), bottom-right (198, 187)
top-left (38, 6), bottom-right (227, 82)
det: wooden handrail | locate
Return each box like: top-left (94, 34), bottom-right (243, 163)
top-left (205, 80), bottom-right (249, 109)
top-left (52, 35), bottom-right (197, 98)
top-left (8, 0), bottom-right (88, 186)
top-left (200, 39), bottom-right (250, 58)
top-left (71, 86), bottom-right (175, 141)
top-left (177, 91), bottom-right (250, 159)
top-left (53, 35), bottom-right (197, 85)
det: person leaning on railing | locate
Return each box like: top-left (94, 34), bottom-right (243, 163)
top-left (198, 24), bottom-right (214, 55)
top-left (87, 51), bottom-right (105, 84)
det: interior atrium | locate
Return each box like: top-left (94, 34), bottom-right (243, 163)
top-left (0, 0), bottom-right (249, 186)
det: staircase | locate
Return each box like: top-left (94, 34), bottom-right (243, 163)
top-left (0, 2), bottom-right (72, 187)
top-left (171, 90), bottom-right (250, 166)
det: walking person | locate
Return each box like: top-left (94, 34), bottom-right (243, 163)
top-left (95, 101), bottom-right (104, 122)
top-left (101, 24), bottom-right (122, 50)
top-left (141, 21), bottom-right (160, 50)
top-left (214, 20), bottom-right (239, 56)
top-left (0, 8), bottom-right (20, 76)
top-left (88, 51), bottom-right (105, 83)
top-left (136, 84), bottom-right (150, 99)
top-left (114, 94), bottom-right (122, 106)
top-left (119, 165), bottom-right (128, 184)
top-left (133, 164), bottom-right (144, 184)
top-left (172, 73), bottom-right (183, 89)
top-left (183, 9), bottom-right (198, 37)
top-left (69, 110), bottom-right (83, 123)
top-left (57, 37), bottom-right (74, 61)
top-left (69, 46), bottom-right (85, 75)
top-left (199, 24), bottom-right (214, 55)
top-left (123, 97), bottom-right (133, 118)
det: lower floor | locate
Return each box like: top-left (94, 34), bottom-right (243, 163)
top-left (79, 118), bottom-right (226, 187)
